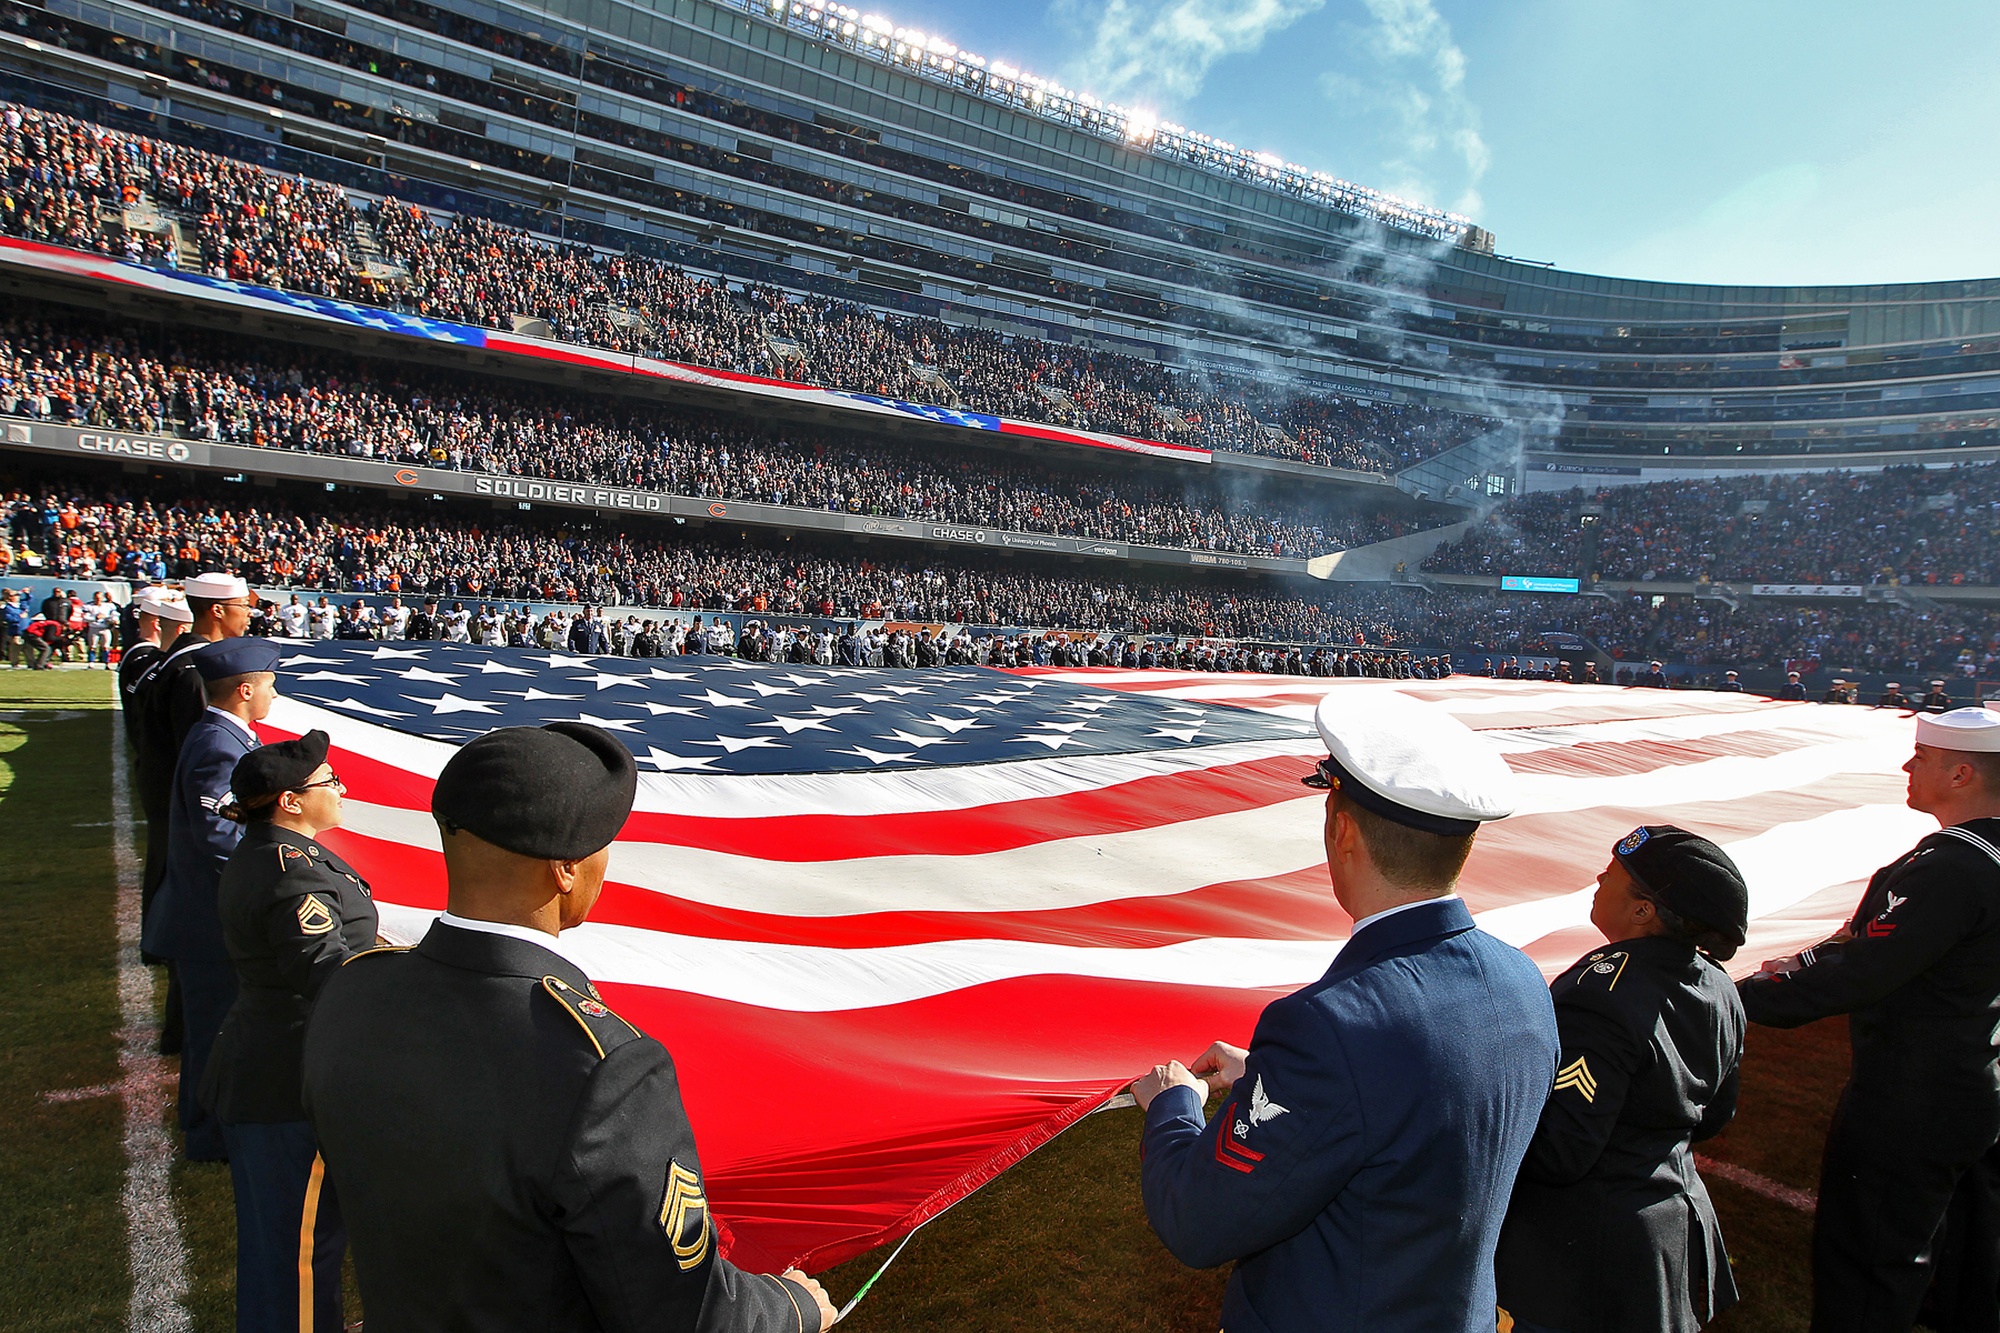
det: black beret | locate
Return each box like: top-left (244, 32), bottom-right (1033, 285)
top-left (1614, 825), bottom-right (1750, 959)
top-left (230, 730), bottom-right (331, 805)
top-left (432, 723), bottom-right (637, 860)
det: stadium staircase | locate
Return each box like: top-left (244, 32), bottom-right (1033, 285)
top-left (1394, 424), bottom-right (1520, 509)
top-left (1308, 521), bottom-right (1471, 583)
top-left (1033, 383), bottom-right (1080, 420)
top-left (349, 215), bottom-right (409, 284)
top-left (1885, 585), bottom-right (1950, 616)
top-left (904, 361), bottom-right (962, 407)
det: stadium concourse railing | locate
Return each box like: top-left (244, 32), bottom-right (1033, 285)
top-left (0, 416), bottom-right (1305, 576)
top-left (0, 235), bottom-right (1405, 500)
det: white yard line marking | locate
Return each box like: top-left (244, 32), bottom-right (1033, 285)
top-left (1696, 1154), bottom-right (1817, 1214)
top-left (110, 698), bottom-right (192, 1333)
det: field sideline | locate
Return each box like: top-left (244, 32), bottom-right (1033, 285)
top-left (0, 672), bottom-right (1842, 1331)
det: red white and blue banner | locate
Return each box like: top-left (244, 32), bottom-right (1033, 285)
top-left (0, 235), bottom-right (1214, 465)
top-left (257, 647), bottom-right (1927, 1273)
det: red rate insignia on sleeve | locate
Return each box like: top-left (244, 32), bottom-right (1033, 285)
top-left (1212, 1100), bottom-right (1265, 1174)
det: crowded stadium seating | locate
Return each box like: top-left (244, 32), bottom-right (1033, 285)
top-left (10, 476), bottom-right (2000, 677)
top-left (0, 101), bottom-right (1497, 472)
top-left (0, 303), bottom-right (1420, 557)
top-left (1425, 464), bottom-right (2000, 587)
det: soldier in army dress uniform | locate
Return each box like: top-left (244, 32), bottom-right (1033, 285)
top-left (303, 723), bottom-right (835, 1331)
top-left (1496, 825), bottom-right (1751, 1333)
top-left (1741, 706), bottom-right (2000, 1332)
top-left (204, 730), bottom-right (375, 1333)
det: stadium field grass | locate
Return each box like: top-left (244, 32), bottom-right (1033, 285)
top-left (3, 673), bottom-right (1841, 1330)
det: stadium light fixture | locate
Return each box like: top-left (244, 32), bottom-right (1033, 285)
top-left (726, 0), bottom-right (1473, 239)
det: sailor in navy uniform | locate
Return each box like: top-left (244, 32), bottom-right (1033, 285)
top-left (1741, 706), bottom-right (2000, 1332)
top-left (1496, 826), bottom-right (1750, 1333)
top-left (303, 724), bottom-right (836, 1332)
top-left (203, 730), bottom-right (375, 1333)
top-left (1132, 692), bottom-right (1560, 1333)
top-left (118, 588), bottom-right (188, 749)
top-left (146, 636), bottom-right (282, 1161)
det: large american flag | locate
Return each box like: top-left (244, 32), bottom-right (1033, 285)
top-left (259, 644), bottom-right (1930, 1273)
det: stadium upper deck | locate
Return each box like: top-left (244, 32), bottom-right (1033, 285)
top-left (2, 0), bottom-right (1999, 469)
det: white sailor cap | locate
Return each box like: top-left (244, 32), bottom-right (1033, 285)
top-left (1915, 707), bottom-right (2000, 754)
top-left (183, 572), bottom-right (249, 601)
top-left (1302, 692), bottom-right (1516, 836)
top-left (134, 588), bottom-right (192, 623)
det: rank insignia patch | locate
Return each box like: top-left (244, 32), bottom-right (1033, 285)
top-left (659, 1161), bottom-right (712, 1270)
top-left (1554, 1055), bottom-right (1598, 1103)
top-left (296, 895), bottom-right (335, 936)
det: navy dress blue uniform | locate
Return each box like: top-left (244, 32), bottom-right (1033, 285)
top-left (303, 921), bottom-right (818, 1332)
top-left (1141, 898), bottom-right (1559, 1333)
top-left (1740, 816), bottom-right (2000, 1332)
top-left (205, 812), bottom-right (377, 1333)
top-left (1496, 937), bottom-right (1745, 1332)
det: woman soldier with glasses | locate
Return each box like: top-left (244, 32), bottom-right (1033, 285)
top-left (204, 730), bottom-right (377, 1333)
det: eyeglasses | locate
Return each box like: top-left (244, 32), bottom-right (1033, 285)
top-left (294, 773), bottom-right (345, 793)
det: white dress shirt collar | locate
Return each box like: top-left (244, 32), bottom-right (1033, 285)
top-left (1349, 893), bottom-right (1460, 936)
top-left (204, 706), bottom-right (258, 743)
top-left (435, 911), bottom-right (593, 975)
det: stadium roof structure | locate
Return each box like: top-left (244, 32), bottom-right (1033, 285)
top-left (725, 0), bottom-right (1476, 243)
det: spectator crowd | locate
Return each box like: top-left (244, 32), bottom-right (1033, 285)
top-left (0, 303), bottom-right (1409, 557)
top-left (1427, 463), bottom-right (2000, 588)
top-left (0, 101), bottom-right (1495, 473)
top-left (11, 475), bottom-right (2000, 678)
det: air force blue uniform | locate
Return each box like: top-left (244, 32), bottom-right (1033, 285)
top-left (147, 706), bottom-right (260, 1160)
top-left (1142, 898), bottom-right (1559, 1333)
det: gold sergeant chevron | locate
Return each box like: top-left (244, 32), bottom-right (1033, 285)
top-left (1553, 1056), bottom-right (1598, 1103)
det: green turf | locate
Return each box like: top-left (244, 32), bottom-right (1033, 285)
top-left (821, 1023), bottom-right (1842, 1333)
top-left (1, 668), bottom-right (1848, 1330)
top-left (0, 670), bottom-right (131, 1329)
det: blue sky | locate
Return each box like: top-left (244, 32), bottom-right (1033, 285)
top-left (862, 0), bottom-right (2000, 287)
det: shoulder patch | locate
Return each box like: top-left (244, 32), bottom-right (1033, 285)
top-left (278, 844), bottom-right (308, 870)
top-left (1554, 1055), bottom-right (1598, 1102)
top-left (540, 976), bottom-right (643, 1058)
top-left (295, 894), bottom-right (336, 935)
top-left (339, 944), bottom-right (412, 966)
top-left (659, 1160), bottom-right (713, 1270)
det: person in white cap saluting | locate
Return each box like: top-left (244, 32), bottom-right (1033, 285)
top-left (1129, 692), bottom-right (1559, 1333)
top-left (1740, 706), bottom-right (2000, 1331)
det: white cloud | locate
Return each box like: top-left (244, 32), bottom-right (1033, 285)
top-left (1319, 0), bottom-right (1486, 215)
top-left (1057, 0), bottom-right (1326, 106)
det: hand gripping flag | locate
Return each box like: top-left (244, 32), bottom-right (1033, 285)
top-left (262, 643), bottom-right (1930, 1272)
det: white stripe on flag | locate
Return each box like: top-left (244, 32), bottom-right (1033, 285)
top-left (369, 801), bottom-right (1928, 1011)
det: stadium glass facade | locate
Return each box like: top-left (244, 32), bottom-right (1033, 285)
top-left (4, 0), bottom-right (2000, 472)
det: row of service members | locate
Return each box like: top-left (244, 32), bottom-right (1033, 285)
top-left (125, 603), bottom-right (842, 1333)
top-left (1774, 671), bottom-right (1962, 709)
top-left (1126, 695), bottom-right (2000, 1333)
top-left (119, 581), bottom-right (2000, 1333)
